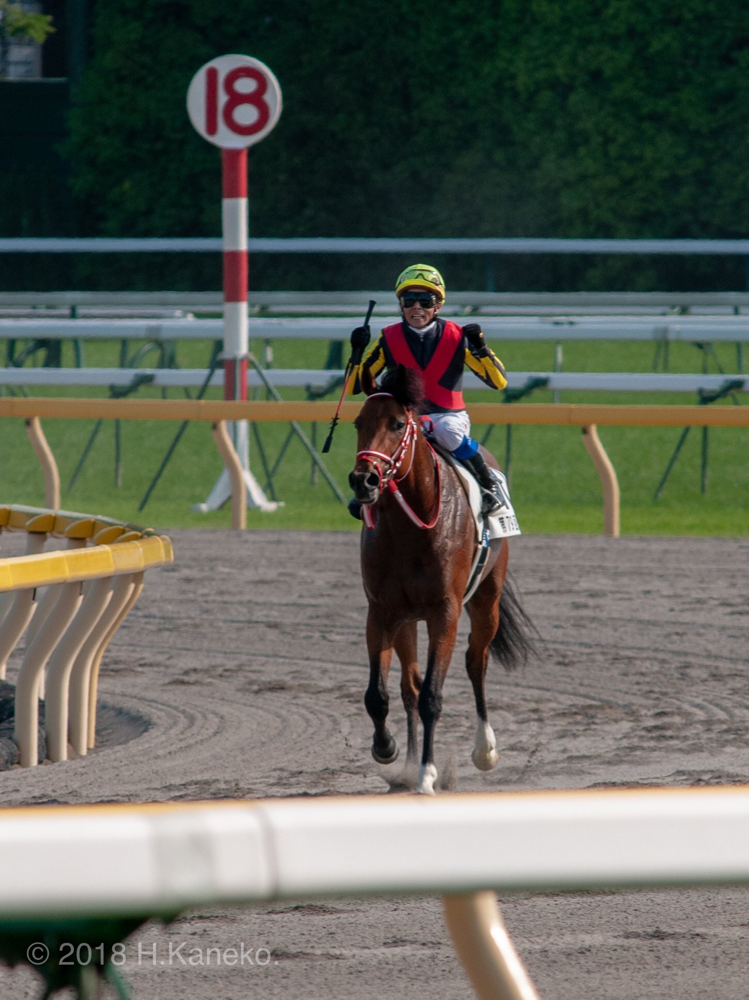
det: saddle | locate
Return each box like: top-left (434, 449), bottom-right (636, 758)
top-left (431, 444), bottom-right (521, 604)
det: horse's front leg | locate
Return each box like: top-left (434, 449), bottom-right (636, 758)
top-left (365, 607), bottom-right (399, 764)
top-left (418, 602), bottom-right (461, 794)
top-left (394, 621), bottom-right (421, 771)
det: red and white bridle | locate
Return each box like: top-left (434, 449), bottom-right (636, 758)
top-left (355, 392), bottom-right (441, 530)
top-left (355, 393), bottom-right (418, 488)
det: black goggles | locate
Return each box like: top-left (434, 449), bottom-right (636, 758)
top-left (401, 293), bottom-right (436, 308)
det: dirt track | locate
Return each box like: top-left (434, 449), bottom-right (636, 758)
top-left (1, 529), bottom-right (749, 999)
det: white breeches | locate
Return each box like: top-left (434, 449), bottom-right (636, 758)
top-left (421, 410), bottom-right (471, 453)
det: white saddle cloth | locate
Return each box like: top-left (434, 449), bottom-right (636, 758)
top-left (444, 454), bottom-right (521, 542)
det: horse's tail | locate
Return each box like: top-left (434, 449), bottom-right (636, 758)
top-left (489, 572), bottom-right (539, 671)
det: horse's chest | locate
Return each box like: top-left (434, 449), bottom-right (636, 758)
top-left (362, 550), bottom-right (444, 610)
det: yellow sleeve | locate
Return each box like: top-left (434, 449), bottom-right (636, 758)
top-left (464, 346), bottom-right (507, 390)
top-left (348, 333), bottom-right (387, 394)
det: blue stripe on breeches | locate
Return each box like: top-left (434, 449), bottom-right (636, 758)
top-left (452, 436), bottom-right (479, 461)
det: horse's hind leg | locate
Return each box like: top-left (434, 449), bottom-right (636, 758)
top-left (394, 622), bottom-right (421, 772)
top-left (365, 608), bottom-right (399, 764)
top-left (418, 603), bottom-right (461, 794)
top-left (465, 545), bottom-right (507, 771)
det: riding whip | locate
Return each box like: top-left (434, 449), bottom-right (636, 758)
top-left (322, 298), bottom-right (376, 453)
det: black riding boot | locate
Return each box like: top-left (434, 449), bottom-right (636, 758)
top-left (347, 498), bottom-right (363, 520)
top-left (463, 453), bottom-right (505, 516)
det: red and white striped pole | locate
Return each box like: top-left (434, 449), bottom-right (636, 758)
top-left (187, 54), bottom-right (283, 514)
top-left (222, 148), bottom-right (249, 408)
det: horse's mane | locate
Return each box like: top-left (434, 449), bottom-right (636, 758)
top-left (378, 365), bottom-right (425, 410)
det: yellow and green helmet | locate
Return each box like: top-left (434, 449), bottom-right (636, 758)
top-left (395, 263), bottom-right (446, 303)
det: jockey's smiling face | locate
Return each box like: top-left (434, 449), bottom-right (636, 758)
top-left (399, 288), bottom-right (442, 329)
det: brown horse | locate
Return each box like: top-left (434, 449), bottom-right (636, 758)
top-left (349, 364), bottom-right (536, 794)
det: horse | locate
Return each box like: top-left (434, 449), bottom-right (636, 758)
top-left (349, 364), bottom-right (536, 794)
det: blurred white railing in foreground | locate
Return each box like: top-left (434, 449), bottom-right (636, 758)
top-left (3, 786), bottom-right (749, 1000)
top-left (0, 506), bottom-right (173, 767)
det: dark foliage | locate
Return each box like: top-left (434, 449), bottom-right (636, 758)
top-left (7, 0), bottom-right (749, 289)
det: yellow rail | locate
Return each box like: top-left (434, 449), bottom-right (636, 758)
top-left (0, 505), bottom-right (173, 768)
top-left (0, 535), bottom-right (171, 592)
top-left (0, 397), bottom-right (747, 426)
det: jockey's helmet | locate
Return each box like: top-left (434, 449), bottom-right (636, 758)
top-left (395, 264), bottom-right (446, 303)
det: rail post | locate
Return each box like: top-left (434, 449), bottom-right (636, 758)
top-left (443, 891), bottom-right (540, 1000)
top-left (25, 416), bottom-right (60, 510)
top-left (211, 420), bottom-right (246, 529)
top-left (581, 424), bottom-right (620, 537)
top-left (85, 570), bottom-right (144, 751)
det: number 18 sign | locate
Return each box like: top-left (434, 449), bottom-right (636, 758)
top-left (187, 54), bottom-right (282, 149)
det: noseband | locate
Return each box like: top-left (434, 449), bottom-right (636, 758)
top-left (355, 392), bottom-right (441, 530)
top-left (355, 393), bottom-right (418, 488)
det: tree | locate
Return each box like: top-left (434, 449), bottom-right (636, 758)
top-left (62, 0), bottom-right (749, 290)
top-left (0, 0), bottom-right (54, 78)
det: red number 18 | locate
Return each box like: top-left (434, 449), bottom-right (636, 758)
top-left (205, 66), bottom-right (270, 137)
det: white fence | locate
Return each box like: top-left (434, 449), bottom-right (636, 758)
top-left (4, 786), bottom-right (749, 1000)
top-left (6, 236), bottom-right (749, 253)
top-left (6, 290), bottom-right (749, 317)
top-left (0, 367), bottom-right (745, 395)
top-left (3, 315), bottom-right (749, 341)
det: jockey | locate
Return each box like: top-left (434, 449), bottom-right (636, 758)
top-left (347, 263), bottom-right (508, 520)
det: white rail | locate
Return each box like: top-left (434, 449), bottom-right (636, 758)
top-left (3, 315), bottom-right (749, 341)
top-left (5, 290), bottom-right (749, 317)
top-left (4, 786), bottom-right (749, 915)
top-left (5, 237), bottom-right (749, 253)
top-left (4, 787), bottom-right (749, 1000)
top-left (0, 367), bottom-right (745, 394)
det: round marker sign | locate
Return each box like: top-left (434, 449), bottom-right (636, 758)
top-left (187, 54), bottom-right (282, 149)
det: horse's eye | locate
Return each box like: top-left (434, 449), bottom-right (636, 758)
top-left (392, 418), bottom-right (405, 431)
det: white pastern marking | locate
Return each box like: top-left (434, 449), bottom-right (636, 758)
top-left (417, 763), bottom-right (438, 795)
top-left (472, 717), bottom-right (499, 771)
top-left (475, 717), bottom-right (497, 753)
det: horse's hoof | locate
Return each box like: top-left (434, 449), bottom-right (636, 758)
top-left (472, 747), bottom-right (499, 771)
top-left (372, 739), bottom-right (399, 765)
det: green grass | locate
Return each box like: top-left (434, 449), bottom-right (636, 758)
top-left (1, 335), bottom-right (747, 536)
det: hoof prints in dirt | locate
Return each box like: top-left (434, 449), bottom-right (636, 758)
top-left (0, 689), bottom-right (149, 771)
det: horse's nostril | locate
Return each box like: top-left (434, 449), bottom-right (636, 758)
top-left (348, 471), bottom-right (357, 490)
top-left (366, 472), bottom-right (380, 489)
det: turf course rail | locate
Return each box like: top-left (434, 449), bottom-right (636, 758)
top-left (1, 398), bottom-right (747, 425)
top-left (2, 399), bottom-right (747, 534)
top-left (4, 314), bottom-right (749, 340)
top-left (0, 367), bottom-right (746, 395)
top-left (5, 786), bottom-right (749, 1000)
top-left (0, 505), bottom-right (172, 767)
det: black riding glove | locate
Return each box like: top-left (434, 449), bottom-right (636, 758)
top-left (350, 325), bottom-right (371, 360)
top-left (463, 323), bottom-right (486, 352)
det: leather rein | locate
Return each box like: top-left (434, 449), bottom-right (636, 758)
top-left (355, 392), bottom-right (441, 530)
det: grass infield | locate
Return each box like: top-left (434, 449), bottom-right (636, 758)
top-left (0, 335), bottom-right (746, 536)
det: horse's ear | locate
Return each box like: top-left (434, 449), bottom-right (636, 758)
top-left (394, 364), bottom-right (410, 398)
top-left (362, 366), bottom-right (377, 396)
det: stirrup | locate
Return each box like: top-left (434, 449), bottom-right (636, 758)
top-left (480, 488), bottom-right (503, 517)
